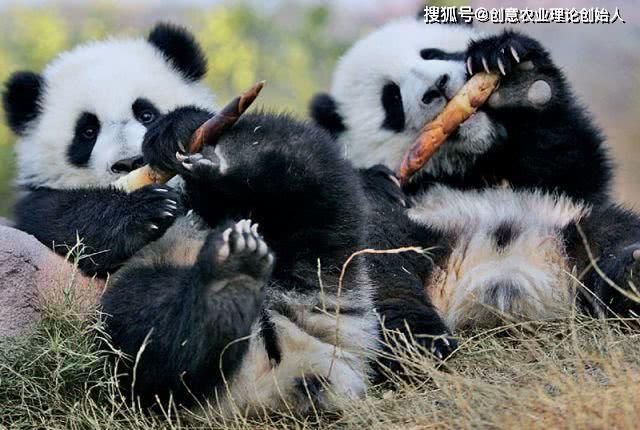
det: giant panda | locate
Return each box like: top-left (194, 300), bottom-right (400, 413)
top-left (3, 21), bottom-right (461, 411)
top-left (311, 15), bottom-right (640, 331)
top-left (2, 24), bottom-right (380, 414)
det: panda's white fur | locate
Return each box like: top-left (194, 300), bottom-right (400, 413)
top-left (409, 186), bottom-right (589, 330)
top-left (16, 38), bottom-right (214, 189)
top-left (330, 17), bottom-right (500, 177)
top-left (321, 16), bottom-right (602, 331)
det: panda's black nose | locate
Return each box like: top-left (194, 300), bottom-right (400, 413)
top-left (111, 155), bottom-right (144, 173)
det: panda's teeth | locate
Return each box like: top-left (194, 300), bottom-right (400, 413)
top-left (466, 57), bottom-right (473, 75)
top-left (251, 223), bottom-right (259, 235)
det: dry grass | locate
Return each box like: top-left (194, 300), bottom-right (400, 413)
top-left (1, 272), bottom-right (640, 430)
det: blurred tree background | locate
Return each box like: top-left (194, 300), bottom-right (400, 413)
top-left (0, 0), bottom-right (638, 218)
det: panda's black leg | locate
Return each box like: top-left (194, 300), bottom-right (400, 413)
top-left (565, 206), bottom-right (640, 319)
top-left (101, 219), bottom-right (273, 405)
top-left (583, 243), bottom-right (640, 318)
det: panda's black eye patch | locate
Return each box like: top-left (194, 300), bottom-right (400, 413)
top-left (381, 82), bottom-right (405, 132)
top-left (132, 98), bottom-right (160, 126)
top-left (68, 112), bottom-right (100, 167)
top-left (420, 48), bottom-right (465, 61)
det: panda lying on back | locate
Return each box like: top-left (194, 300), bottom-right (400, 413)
top-left (312, 16), bottom-right (640, 329)
top-left (3, 24), bottom-right (380, 413)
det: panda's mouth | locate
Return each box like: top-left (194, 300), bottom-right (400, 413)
top-left (111, 155), bottom-right (145, 174)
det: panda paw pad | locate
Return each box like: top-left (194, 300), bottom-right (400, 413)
top-left (217, 219), bottom-right (274, 277)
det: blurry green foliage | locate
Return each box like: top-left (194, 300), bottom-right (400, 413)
top-left (0, 2), bottom-right (347, 218)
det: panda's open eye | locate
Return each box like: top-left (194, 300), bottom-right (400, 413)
top-left (82, 126), bottom-right (97, 139)
top-left (133, 98), bottom-right (160, 126)
top-left (139, 110), bottom-right (156, 124)
top-left (68, 112), bottom-right (100, 167)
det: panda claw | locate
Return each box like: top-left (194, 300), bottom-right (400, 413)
top-left (510, 45), bottom-right (520, 63)
top-left (217, 243), bottom-right (230, 261)
top-left (246, 234), bottom-right (257, 252)
top-left (482, 57), bottom-right (490, 74)
top-left (182, 161), bottom-right (193, 171)
top-left (149, 223), bottom-right (159, 231)
top-left (466, 57), bottom-right (473, 75)
top-left (178, 141), bottom-right (187, 153)
top-left (497, 58), bottom-right (506, 76)
top-left (222, 227), bottom-right (232, 243)
top-left (161, 211), bottom-right (174, 218)
top-left (435, 350), bottom-right (443, 360)
top-left (388, 174), bottom-right (401, 188)
top-left (257, 239), bottom-right (269, 256)
top-left (165, 199), bottom-right (177, 206)
top-left (154, 187), bottom-right (169, 193)
top-left (442, 337), bottom-right (451, 347)
top-left (176, 151), bottom-right (188, 162)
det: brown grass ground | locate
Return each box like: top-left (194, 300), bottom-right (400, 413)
top-left (1, 273), bottom-right (639, 430)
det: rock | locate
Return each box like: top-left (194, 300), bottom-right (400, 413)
top-left (0, 226), bottom-right (104, 337)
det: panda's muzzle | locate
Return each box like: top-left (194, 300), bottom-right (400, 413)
top-left (111, 155), bottom-right (145, 174)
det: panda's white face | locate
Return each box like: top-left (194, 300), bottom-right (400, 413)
top-left (330, 17), bottom-right (501, 177)
top-left (15, 38), bottom-right (214, 189)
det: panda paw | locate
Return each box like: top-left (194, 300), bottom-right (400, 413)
top-left (360, 164), bottom-right (407, 208)
top-left (466, 31), bottom-right (546, 77)
top-left (211, 219), bottom-right (274, 281)
top-left (176, 149), bottom-right (223, 182)
top-left (142, 106), bottom-right (213, 174)
top-left (593, 243), bottom-right (640, 317)
top-left (127, 184), bottom-right (183, 240)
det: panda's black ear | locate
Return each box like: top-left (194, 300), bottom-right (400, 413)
top-left (309, 92), bottom-right (346, 138)
top-left (2, 71), bottom-right (44, 136)
top-left (148, 22), bottom-right (207, 81)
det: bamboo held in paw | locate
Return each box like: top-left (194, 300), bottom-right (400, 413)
top-left (112, 81), bottom-right (266, 192)
top-left (398, 72), bottom-right (500, 185)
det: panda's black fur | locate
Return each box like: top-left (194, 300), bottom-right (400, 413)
top-left (311, 16), bottom-right (640, 331)
top-left (3, 23), bottom-right (450, 411)
top-left (5, 23), bottom-right (214, 277)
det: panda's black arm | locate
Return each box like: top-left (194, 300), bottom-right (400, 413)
top-left (465, 31), bottom-right (611, 203)
top-left (13, 185), bottom-right (181, 277)
top-left (563, 205), bottom-right (640, 317)
top-left (360, 165), bottom-right (457, 370)
top-left (143, 109), bottom-right (366, 271)
top-left (100, 225), bottom-right (267, 405)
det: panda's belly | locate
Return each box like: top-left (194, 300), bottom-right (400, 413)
top-left (409, 185), bottom-right (590, 330)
